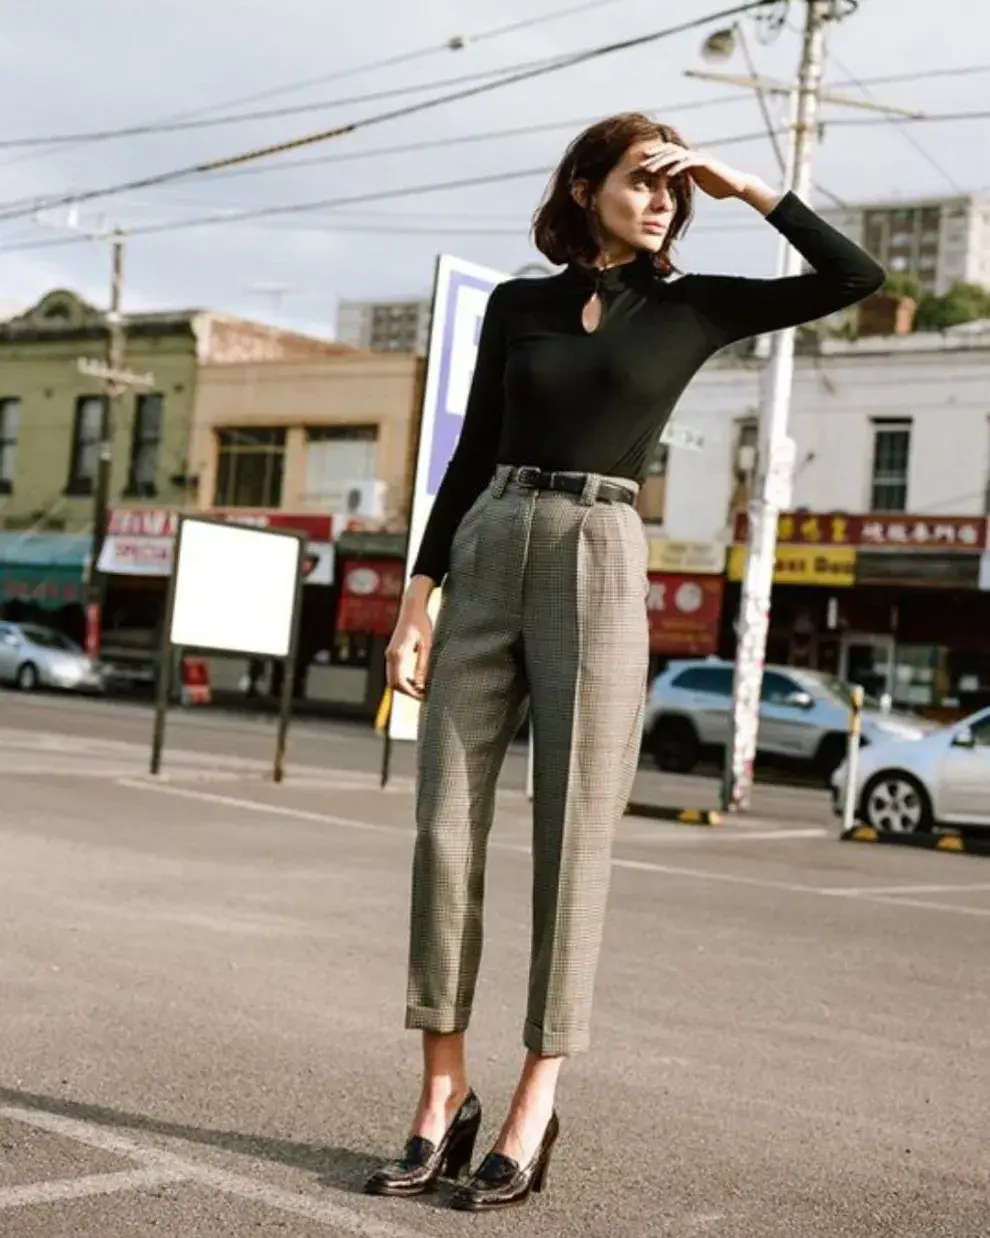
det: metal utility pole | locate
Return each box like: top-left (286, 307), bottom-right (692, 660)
top-left (721, 0), bottom-right (829, 812)
top-left (77, 230), bottom-right (154, 657)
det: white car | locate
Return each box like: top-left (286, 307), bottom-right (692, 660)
top-left (0, 621), bottom-right (105, 694)
top-left (644, 658), bottom-right (932, 781)
top-left (832, 706), bottom-right (990, 832)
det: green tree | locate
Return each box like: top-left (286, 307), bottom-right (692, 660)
top-left (883, 273), bottom-right (923, 302)
top-left (915, 281), bottom-right (990, 332)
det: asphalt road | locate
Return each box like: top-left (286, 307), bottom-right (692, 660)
top-left (1, 693), bottom-right (989, 1237)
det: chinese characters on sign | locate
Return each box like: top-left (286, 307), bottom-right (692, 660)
top-left (732, 511), bottom-right (988, 551)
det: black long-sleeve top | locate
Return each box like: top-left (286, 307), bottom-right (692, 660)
top-left (412, 191), bottom-right (884, 584)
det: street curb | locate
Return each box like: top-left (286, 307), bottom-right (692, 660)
top-left (840, 825), bottom-right (990, 856)
top-left (624, 803), bottom-right (722, 826)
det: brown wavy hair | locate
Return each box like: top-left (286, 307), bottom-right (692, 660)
top-left (532, 112), bottom-right (694, 275)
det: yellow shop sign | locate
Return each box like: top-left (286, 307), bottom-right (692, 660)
top-left (727, 544), bottom-right (857, 586)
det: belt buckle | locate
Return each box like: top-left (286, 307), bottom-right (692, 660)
top-left (516, 466), bottom-right (540, 488)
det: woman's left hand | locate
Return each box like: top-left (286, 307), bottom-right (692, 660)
top-left (642, 144), bottom-right (756, 201)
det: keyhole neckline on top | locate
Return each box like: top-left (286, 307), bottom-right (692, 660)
top-left (581, 288), bottom-right (605, 334)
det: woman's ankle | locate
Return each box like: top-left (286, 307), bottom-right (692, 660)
top-left (419, 1078), bottom-right (470, 1111)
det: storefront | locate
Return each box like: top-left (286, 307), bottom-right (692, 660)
top-left (646, 538), bottom-right (725, 677)
top-left (727, 511), bottom-right (990, 719)
top-left (97, 507), bottom-right (340, 700)
top-left (0, 533), bottom-right (90, 643)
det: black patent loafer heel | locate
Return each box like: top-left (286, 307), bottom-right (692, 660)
top-left (364, 1090), bottom-right (482, 1197)
top-left (450, 1110), bottom-right (559, 1212)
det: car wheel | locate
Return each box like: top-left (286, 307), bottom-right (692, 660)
top-left (813, 734), bottom-right (848, 785)
top-left (648, 718), bottom-right (700, 773)
top-left (861, 770), bottom-right (933, 834)
top-left (16, 662), bottom-right (39, 692)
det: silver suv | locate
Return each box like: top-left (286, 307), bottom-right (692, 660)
top-left (643, 658), bottom-right (932, 781)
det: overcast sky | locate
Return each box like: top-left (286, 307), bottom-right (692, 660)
top-left (0, 0), bottom-right (985, 337)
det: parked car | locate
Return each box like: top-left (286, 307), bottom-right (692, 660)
top-left (643, 658), bottom-right (933, 781)
top-left (831, 706), bottom-right (990, 832)
top-left (0, 621), bottom-right (105, 694)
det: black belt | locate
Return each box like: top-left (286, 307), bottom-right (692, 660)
top-left (509, 466), bottom-right (636, 505)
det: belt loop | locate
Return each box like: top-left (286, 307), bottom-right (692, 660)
top-left (579, 472), bottom-right (602, 506)
top-left (490, 464), bottom-right (511, 499)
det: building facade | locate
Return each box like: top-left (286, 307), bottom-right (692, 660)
top-left (336, 297), bottom-right (432, 355)
top-left (0, 289), bottom-right (360, 637)
top-left (823, 195), bottom-right (990, 295)
top-left (663, 327), bottom-right (990, 717)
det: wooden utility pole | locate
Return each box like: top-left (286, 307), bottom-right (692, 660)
top-left (77, 230), bottom-right (154, 656)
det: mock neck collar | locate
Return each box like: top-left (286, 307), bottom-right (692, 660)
top-left (564, 250), bottom-right (661, 291)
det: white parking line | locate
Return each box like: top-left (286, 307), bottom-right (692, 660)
top-left (0, 1104), bottom-right (433, 1237)
top-left (116, 779), bottom-right (404, 836)
top-left (834, 892), bottom-right (990, 918)
top-left (0, 1166), bottom-right (187, 1210)
top-left (823, 882), bottom-right (990, 896)
top-left (118, 781), bottom-right (989, 920)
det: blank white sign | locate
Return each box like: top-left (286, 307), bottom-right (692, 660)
top-left (169, 519), bottom-right (301, 657)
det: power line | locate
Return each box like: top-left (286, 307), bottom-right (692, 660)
top-left (3, 104), bottom-right (989, 257)
top-left (95, 93), bottom-right (755, 192)
top-left (830, 62), bottom-right (990, 89)
top-left (0, 0), bottom-right (637, 172)
top-left (148, 0), bottom-right (648, 120)
top-left (826, 48), bottom-right (964, 195)
top-left (0, 1), bottom-right (781, 225)
top-left (3, 57), bottom-right (987, 155)
top-left (0, 125), bottom-right (797, 255)
top-left (0, 55), bottom-right (572, 152)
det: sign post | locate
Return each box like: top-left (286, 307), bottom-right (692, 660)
top-left (150, 516), bottom-right (306, 781)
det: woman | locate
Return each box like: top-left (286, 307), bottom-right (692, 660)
top-left (365, 112), bottom-right (883, 1212)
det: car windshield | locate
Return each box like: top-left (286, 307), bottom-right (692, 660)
top-left (20, 626), bottom-right (79, 652)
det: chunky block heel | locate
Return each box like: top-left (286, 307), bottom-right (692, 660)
top-left (364, 1091), bottom-right (482, 1198)
top-left (450, 1111), bottom-right (559, 1212)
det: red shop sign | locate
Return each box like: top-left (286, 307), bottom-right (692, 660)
top-left (647, 573), bottom-right (724, 656)
top-left (337, 559), bottom-right (404, 636)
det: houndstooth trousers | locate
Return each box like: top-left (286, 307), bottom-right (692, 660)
top-left (405, 464), bottom-right (650, 1056)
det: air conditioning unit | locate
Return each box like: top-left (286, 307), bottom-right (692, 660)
top-left (735, 444), bottom-right (758, 476)
top-left (329, 478), bottom-right (387, 519)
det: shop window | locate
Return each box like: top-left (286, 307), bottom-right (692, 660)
top-left (214, 427), bottom-right (286, 508)
top-left (126, 393), bottom-right (163, 497)
top-left (869, 420), bottom-right (911, 513)
top-left (67, 395), bottom-right (105, 496)
top-left (0, 397), bottom-right (20, 494)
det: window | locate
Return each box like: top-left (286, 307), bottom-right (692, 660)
top-left (969, 715), bottom-right (990, 748)
top-left (370, 304), bottom-right (422, 351)
top-left (673, 666), bottom-right (734, 696)
top-left (870, 420), bottom-right (911, 513)
top-left (126, 393), bottom-right (163, 497)
top-left (67, 395), bottom-right (105, 495)
top-left (304, 425), bottom-right (377, 506)
top-left (0, 397), bottom-right (20, 494)
top-left (760, 671), bottom-right (802, 705)
top-left (214, 427), bottom-right (285, 508)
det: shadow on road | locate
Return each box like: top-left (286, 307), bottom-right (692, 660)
top-left (0, 1085), bottom-right (384, 1196)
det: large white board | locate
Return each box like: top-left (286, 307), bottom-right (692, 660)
top-left (169, 518), bottom-right (303, 658)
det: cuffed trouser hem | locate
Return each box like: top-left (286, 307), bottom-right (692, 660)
top-left (523, 1019), bottom-right (589, 1057)
top-left (405, 1003), bottom-right (472, 1034)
